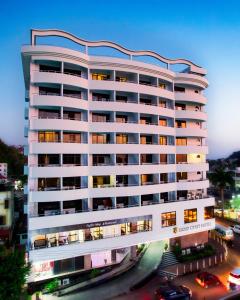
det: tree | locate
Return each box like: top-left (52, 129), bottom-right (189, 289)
top-left (0, 246), bottom-right (30, 300)
top-left (208, 162), bottom-right (234, 217)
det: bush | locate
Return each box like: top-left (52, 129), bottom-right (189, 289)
top-left (44, 279), bottom-right (59, 293)
top-left (175, 244), bottom-right (216, 263)
top-left (90, 268), bottom-right (101, 279)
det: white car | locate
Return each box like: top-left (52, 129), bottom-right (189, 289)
top-left (228, 268), bottom-right (240, 290)
top-left (232, 225), bottom-right (240, 234)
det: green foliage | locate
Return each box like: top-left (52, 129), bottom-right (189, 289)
top-left (137, 243), bottom-right (145, 254)
top-left (174, 244), bottom-right (216, 263)
top-left (0, 247), bottom-right (30, 300)
top-left (172, 244), bottom-right (181, 256)
top-left (90, 268), bottom-right (101, 279)
top-left (208, 161), bottom-right (235, 216)
top-left (44, 279), bottom-right (59, 293)
top-left (0, 139), bottom-right (25, 178)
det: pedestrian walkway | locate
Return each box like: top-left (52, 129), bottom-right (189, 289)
top-left (43, 241), bottom-right (165, 300)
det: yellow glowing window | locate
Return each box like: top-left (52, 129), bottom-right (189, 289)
top-left (176, 138), bottom-right (187, 146)
top-left (159, 136), bottom-right (167, 145)
top-left (92, 73), bottom-right (109, 80)
top-left (159, 83), bottom-right (166, 89)
top-left (159, 119), bottom-right (167, 126)
top-left (184, 208), bottom-right (197, 223)
top-left (38, 131), bottom-right (59, 142)
top-left (116, 76), bottom-right (127, 82)
top-left (162, 211), bottom-right (176, 227)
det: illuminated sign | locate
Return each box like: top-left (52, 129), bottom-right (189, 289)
top-left (173, 221), bottom-right (212, 234)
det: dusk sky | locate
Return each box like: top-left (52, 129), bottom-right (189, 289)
top-left (0, 0), bottom-right (239, 159)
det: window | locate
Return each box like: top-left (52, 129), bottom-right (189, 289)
top-left (39, 109), bottom-right (60, 119)
top-left (159, 119), bottom-right (167, 126)
top-left (176, 138), bottom-right (187, 146)
top-left (93, 155), bottom-right (110, 165)
top-left (92, 134), bottom-right (108, 144)
top-left (116, 134), bottom-right (128, 144)
top-left (175, 120), bottom-right (186, 128)
top-left (93, 176), bottom-right (110, 187)
top-left (116, 154), bottom-right (128, 165)
top-left (92, 93), bottom-right (110, 101)
top-left (176, 154), bottom-right (187, 164)
top-left (63, 133), bottom-right (81, 143)
top-left (116, 95), bottom-right (128, 102)
top-left (159, 83), bottom-right (166, 89)
top-left (4, 199), bottom-right (9, 209)
top-left (116, 76), bottom-right (127, 82)
top-left (204, 206), bottom-right (214, 220)
top-left (162, 211), bottom-right (176, 227)
top-left (0, 216), bottom-right (6, 225)
top-left (38, 131), bottom-right (60, 143)
top-left (159, 136), bottom-right (167, 145)
top-left (184, 208), bottom-right (197, 223)
top-left (160, 154), bottom-right (168, 164)
top-left (159, 100), bottom-right (167, 108)
top-left (175, 103), bottom-right (186, 110)
top-left (92, 113), bottom-right (108, 122)
top-left (174, 86), bottom-right (185, 92)
top-left (63, 154), bottom-right (81, 165)
top-left (38, 154), bottom-right (60, 166)
top-left (116, 115), bottom-right (127, 123)
top-left (92, 73), bottom-right (109, 80)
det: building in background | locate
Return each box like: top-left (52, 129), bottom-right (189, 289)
top-left (0, 183), bottom-right (14, 244)
top-left (22, 29), bottom-right (215, 283)
top-left (0, 163), bottom-right (8, 183)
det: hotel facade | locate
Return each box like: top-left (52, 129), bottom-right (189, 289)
top-left (22, 29), bottom-right (215, 282)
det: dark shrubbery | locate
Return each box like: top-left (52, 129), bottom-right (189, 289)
top-left (173, 244), bottom-right (216, 262)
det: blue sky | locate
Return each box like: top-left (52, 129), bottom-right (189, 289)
top-left (0, 0), bottom-right (239, 159)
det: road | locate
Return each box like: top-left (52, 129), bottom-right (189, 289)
top-left (42, 219), bottom-right (240, 300)
top-left (114, 218), bottom-right (240, 300)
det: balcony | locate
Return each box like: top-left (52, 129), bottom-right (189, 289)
top-left (30, 222), bottom-right (152, 250)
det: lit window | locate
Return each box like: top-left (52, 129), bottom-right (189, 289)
top-left (162, 211), bottom-right (176, 227)
top-left (184, 208), bottom-right (197, 223)
top-left (204, 206), bottom-right (214, 220)
top-left (92, 73), bottom-right (109, 81)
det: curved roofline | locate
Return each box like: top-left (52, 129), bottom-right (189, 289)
top-left (30, 29), bottom-right (206, 75)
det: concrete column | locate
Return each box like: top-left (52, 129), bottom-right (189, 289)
top-left (84, 254), bottom-right (92, 269)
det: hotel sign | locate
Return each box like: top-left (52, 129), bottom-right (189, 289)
top-left (173, 221), bottom-right (213, 234)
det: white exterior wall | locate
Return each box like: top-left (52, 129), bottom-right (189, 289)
top-left (22, 32), bottom-right (214, 281)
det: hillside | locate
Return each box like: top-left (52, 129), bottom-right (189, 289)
top-left (0, 139), bottom-right (25, 178)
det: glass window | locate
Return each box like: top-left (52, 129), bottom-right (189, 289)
top-left (38, 131), bottom-right (59, 143)
top-left (92, 134), bottom-right (108, 144)
top-left (162, 211), bottom-right (176, 227)
top-left (176, 138), bottom-right (187, 146)
top-left (159, 136), bottom-right (167, 145)
top-left (116, 134), bottom-right (128, 144)
top-left (159, 119), bottom-right (167, 126)
top-left (184, 208), bottom-right (197, 223)
top-left (92, 73), bottom-right (109, 80)
top-left (204, 206), bottom-right (214, 220)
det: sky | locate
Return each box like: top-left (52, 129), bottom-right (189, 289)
top-left (0, 0), bottom-right (239, 159)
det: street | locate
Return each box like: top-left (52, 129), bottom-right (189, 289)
top-left (42, 219), bottom-right (240, 300)
top-left (114, 218), bottom-right (240, 300)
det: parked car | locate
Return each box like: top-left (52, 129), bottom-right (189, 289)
top-left (232, 225), bottom-right (240, 234)
top-left (195, 271), bottom-right (222, 288)
top-left (228, 268), bottom-right (240, 290)
top-left (215, 224), bottom-right (234, 241)
top-left (155, 283), bottom-right (192, 299)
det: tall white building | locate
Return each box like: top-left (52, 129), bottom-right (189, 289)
top-left (22, 29), bottom-right (215, 282)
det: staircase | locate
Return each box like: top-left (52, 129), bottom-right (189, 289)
top-left (158, 251), bottom-right (179, 278)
